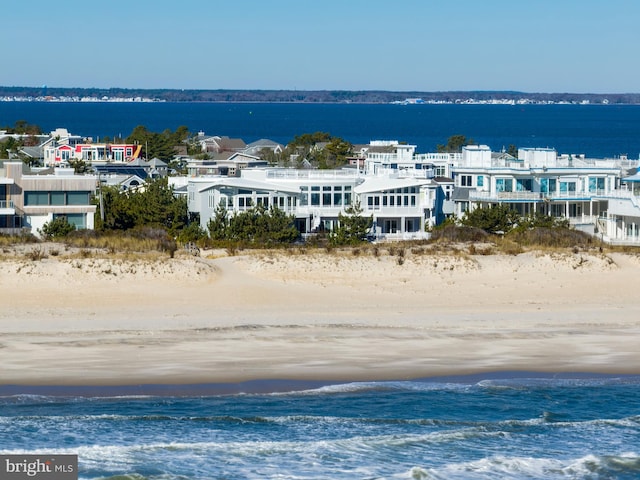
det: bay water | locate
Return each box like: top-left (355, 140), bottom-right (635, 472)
top-left (1, 102), bottom-right (640, 158)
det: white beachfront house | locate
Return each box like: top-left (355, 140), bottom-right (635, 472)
top-left (597, 170), bottom-right (640, 244)
top-left (451, 145), bottom-right (630, 234)
top-left (187, 141), bottom-right (454, 240)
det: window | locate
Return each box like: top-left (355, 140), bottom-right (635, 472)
top-left (55, 213), bottom-right (84, 229)
top-left (323, 186), bottom-right (331, 206)
top-left (477, 176), bottom-right (484, 187)
top-left (496, 178), bottom-right (513, 192)
top-left (66, 192), bottom-right (90, 205)
top-left (311, 186), bottom-right (320, 206)
top-left (589, 177), bottom-right (605, 193)
top-left (540, 178), bottom-right (557, 194)
top-left (516, 179), bottom-right (532, 192)
top-left (460, 175), bottom-right (472, 187)
top-left (24, 192), bottom-right (49, 205)
top-left (560, 182), bottom-right (576, 194)
top-left (51, 192), bottom-right (65, 205)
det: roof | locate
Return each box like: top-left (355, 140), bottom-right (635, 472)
top-left (148, 157), bottom-right (168, 167)
top-left (197, 177), bottom-right (301, 195)
top-left (433, 176), bottom-right (454, 183)
top-left (95, 165), bottom-right (148, 178)
top-left (452, 188), bottom-right (471, 200)
top-left (354, 177), bottom-right (433, 194)
top-left (246, 138), bottom-right (282, 148)
top-left (217, 137), bottom-right (246, 150)
top-left (622, 171), bottom-right (640, 182)
top-left (19, 146), bottom-right (44, 158)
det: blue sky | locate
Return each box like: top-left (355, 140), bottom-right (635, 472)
top-left (3, 0), bottom-right (639, 93)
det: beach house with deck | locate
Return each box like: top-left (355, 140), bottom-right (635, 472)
top-left (187, 140), bottom-right (455, 240)
top-left (451, 146), bottom-right (626, 234)
top-left (596, 170), bottom-right (640, 244)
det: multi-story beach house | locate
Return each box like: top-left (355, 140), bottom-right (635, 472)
top-left (597, 170), bottom-right (640, 244)
top-left (187, 141), bottom-right (454, 240)
top-left (0, 161), bottom-right (97, 235)
top-left (450, 145), bottom-right (630, 234)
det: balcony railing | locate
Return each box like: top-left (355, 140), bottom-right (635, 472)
top-left (0, 200), bottom-right (15, 209)
top-left (470, 190), bottom-right (612, 202)
top-left (470, 191), bottom-right (542, 201)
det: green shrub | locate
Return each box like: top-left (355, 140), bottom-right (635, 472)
top-left (39, 217), bottom-right (76, 240)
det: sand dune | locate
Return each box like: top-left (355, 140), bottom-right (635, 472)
top-left (1, 245), bottom-right (639, 386)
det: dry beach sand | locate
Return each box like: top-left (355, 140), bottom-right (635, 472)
top-left (1, 244), bottom-right (640, 388)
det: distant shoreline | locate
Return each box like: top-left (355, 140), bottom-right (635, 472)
top-left (1, 86), bottom-right (639, 105)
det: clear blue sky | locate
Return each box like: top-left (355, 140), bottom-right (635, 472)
top-left (3, 0), bottom-right (638, 93)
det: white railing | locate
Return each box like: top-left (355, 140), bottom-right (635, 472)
top-left (266, 169), bottom-right (360, 180)
top-left (470, 190), bottom-right (617, 202)
top-left (0, 200), bottom-right (14, 209)
top-left (470, 191), bottom-right (542, 201)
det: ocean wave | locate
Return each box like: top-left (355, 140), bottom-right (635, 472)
top-left (415, 453), bottom-right (640, 479)
top-left (271, 380), bottom-right (472, 396)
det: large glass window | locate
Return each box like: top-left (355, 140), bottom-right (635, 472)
top-left (560, 182), bottom-right (576, 194)
top-left (540, 178), bottom-right (557, 194)
top-left (24, 192), bottom-right (49, 205)
top-left (50, 192), bottom-right (65, 205)
top-left (496, 178), bottom-right (513, 192)
top-left (311, 186), bottom-right (320, 206)
top-left (516, 179), bottom-right (532, 191)
top-left (66, 192), bottom-right (90, 205)
top-left (589, 177), bottom-right (605, 193)
top-left (323, 186), bottom-right (331, 206)
top-left (55, 213), bottom-right (84, 229)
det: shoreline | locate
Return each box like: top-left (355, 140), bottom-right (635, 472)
top-left (2, 246), bottom-right (640, 390)
top-left (2, 371), bottom-right (639, 397)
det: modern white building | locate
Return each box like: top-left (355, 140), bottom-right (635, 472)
top-left (597, 171), bottom-right (640, 244)
top-left (451, 146), bottom-right (630, 234)
top-left (187, 141), bottom-right (455, 241)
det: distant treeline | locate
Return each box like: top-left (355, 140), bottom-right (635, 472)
top-left (2, 86), bottom-right (640, 104)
